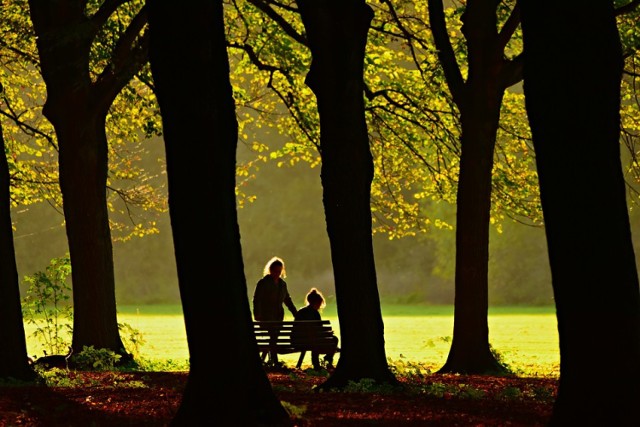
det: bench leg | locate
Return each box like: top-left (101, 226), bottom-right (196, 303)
top-left (296, 351), bottom-right (306, 369)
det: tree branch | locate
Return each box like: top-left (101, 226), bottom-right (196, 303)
top-left (427, 0), bottom-right (466, 106)
top-left (496, 1), bottom-right (520, 53)
top-left (616, 0), bottom-right (640, 16)
top-left (247, 0), bottom-right (307, 46)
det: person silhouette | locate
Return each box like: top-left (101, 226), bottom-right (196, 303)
top-left (294, 287), bottom-right (338, 370)
top-left (252, 256), bottom-right (297, 366)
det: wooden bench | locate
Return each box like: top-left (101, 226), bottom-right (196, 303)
top-left (253, 320), bottom-right (339, 369)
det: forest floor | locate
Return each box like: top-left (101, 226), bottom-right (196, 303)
top-left (0, 368), bottom-right (558, 426)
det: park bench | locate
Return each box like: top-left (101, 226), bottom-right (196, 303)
top-left (253, 320), bottom-right (339, 369)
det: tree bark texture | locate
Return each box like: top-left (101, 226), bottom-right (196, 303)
top-left (148, 1), bottom-right (290, 425)
top-left (0, 106), bottom-right (36, 381)
top-left (297, 0), bottom-right (397, 388)
top-left (27, 0), bottom-right (148, 356)
top-left (521, 1), bottom-right (640, 425)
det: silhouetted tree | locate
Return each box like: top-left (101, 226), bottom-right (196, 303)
top-left (428, 0), bottom-right (520, 375)
top-left (521, 1), bottom-right (640, 425)
top-left (27, 0), bottom-right (148, 357)
top-left (147, 1), bottom-right (290, 425)
top-left (296, 0), bottom-right (397, 389)
top-left (0, 83), bottom-right (35, 381)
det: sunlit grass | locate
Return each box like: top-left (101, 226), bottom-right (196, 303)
top-left (25, 304), bottom-right (559, 377)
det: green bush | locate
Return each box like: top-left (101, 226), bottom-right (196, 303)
top-left (72, 346), bottom-right (122, 371)
top-left (22, 256), bottom-right (146, 361)
top-left (21, 256), bottom-right (73, 355)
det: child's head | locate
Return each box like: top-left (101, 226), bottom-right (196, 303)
top-left (306, 288), bottom-right (326, 310)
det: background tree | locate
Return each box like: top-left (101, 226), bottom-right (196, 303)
top-left (27, 0), bottom-right (149, 357)
top-left (296, 0), bottom-right (397, 388)
top-left (427, 0), bottom-right (522, 374)
top-left (522, 1), bottom-right (640, 425)
top-left (147, 0), bottom-right (289, 424)
top-left (1, 1), bottom-right (165, 244)
top-left (0, 83), bottom-right (35, 381)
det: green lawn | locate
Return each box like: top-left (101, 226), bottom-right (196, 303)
top-left (25, 304), bottom-right (559, 377)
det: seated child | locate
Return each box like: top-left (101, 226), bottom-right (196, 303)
top-left (294, 287), bottom-right (338, 370)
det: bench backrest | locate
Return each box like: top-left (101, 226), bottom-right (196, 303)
top-left (253, 320), bottom-right (336, 352)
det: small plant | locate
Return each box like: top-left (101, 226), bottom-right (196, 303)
top-left (489, 344), bottom-right (516, 375)
top-left (118, 322), bottom-right (146, 359)
top-left (133, 358), bottom-right (189, 372)
top-left (499, 386), bottom-right (523, 400)
top-left (340, 378), bottom-right (399, 394)
top-left (530, 385), bottom-right (555, 401)
top-left (457, 384), bottom-right (486, 399)
top-left (36, 367), bottom-right (84, 387)
top-left (72, 346), bottom-right (121, 371)
top-left (417, 382), bottom-right (485, 399)
top-left (281, 401), bottom-right (306, 417)
top-left (419, 381), bottom-right (455, 398)
top-left (388, 357), bottom-right (433, 379)
top-left (21, 256), bottom-right (73, 355)
top-left (22, 256), bottom-right (147, 364)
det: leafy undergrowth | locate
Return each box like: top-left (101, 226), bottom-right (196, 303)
top-left (0, 369), bottom-right (557, 426)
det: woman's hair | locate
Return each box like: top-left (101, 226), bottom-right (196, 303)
top-left (263, 256), bottom-right (286, 278)
top-left (306, 288), bottom-right (326, 309)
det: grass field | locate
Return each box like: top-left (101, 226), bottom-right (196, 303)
top-left (25, 304), bottom-right (559, 377)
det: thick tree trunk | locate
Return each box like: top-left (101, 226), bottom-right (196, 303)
top-left (439, 95), bottom-right (507, 374)
top-left (27, 0), bottom-right (145, 358)
top-left (58, 113), bottom-right (124, 354)
top-left (522, 2), bottom-right (640, 425)
top-left (297, 0), bottom-right (397, 389)
top-left (435, 1), bottom-right (507, 374)
top-left (0, 108), bottom-right (36, 381)
top-left (148, 1), bottom-right (289, 425)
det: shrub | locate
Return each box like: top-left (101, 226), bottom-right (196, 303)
top-left (72, 346), bottom-right (121, 371)
top-left (22, 256), bottom-right (146, 361)
top-left (21, 256), bottom-right (73, 355)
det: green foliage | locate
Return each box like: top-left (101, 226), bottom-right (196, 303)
top-left (418, 381), bottom-right (451, 398)
top-left (21, 257), bottom-right (146, 359)
top-left (118, 322), bottom-right (146, 359)
top-left (458, 385), bottom-right (486, 400)
top-left (489, 344), bottom-right (517, 375)
top-left (530, 385), bottom-right (555, 402)
top-left (417, 382), bottom-right (485, 400)
top-left (388, 358), bottom-right (433, 380)
top-left (72, 346), bottom-right (122, 371)
top-left (36, 367), bottom-right (85, 387)
top-left (131, 358), bottom-right (189, 372)
top-left (303, 367), bottom-right (330, 377)
top-left (21, 256), bottom-right (73, 355)
top-left (339, 378), bottom-right (400, 394)
top-left (1, 0), bottom-right (166, 241)
top-left (499, 386), bottom-right (523, 400)
top-left (281, 401), bottom-right (307, 418)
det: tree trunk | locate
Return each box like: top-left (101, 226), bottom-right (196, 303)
top-left (147, 1), bottom-right (290, 425)
top-left (27, 0), bottom-right (146, 357)
top-left (0, 104), bottom-right (36, 381)
top-left (432, 0), bottom-right (509, 374)
top-left (439, 93), bottom-right (507, 374)
top-left (522, 2), bottom-right (640, 425)
top-left (297, 0), bottom-right (397, 389)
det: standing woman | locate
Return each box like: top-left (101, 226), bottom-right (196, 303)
top-left (252, 256), bottom-right (298, 365)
